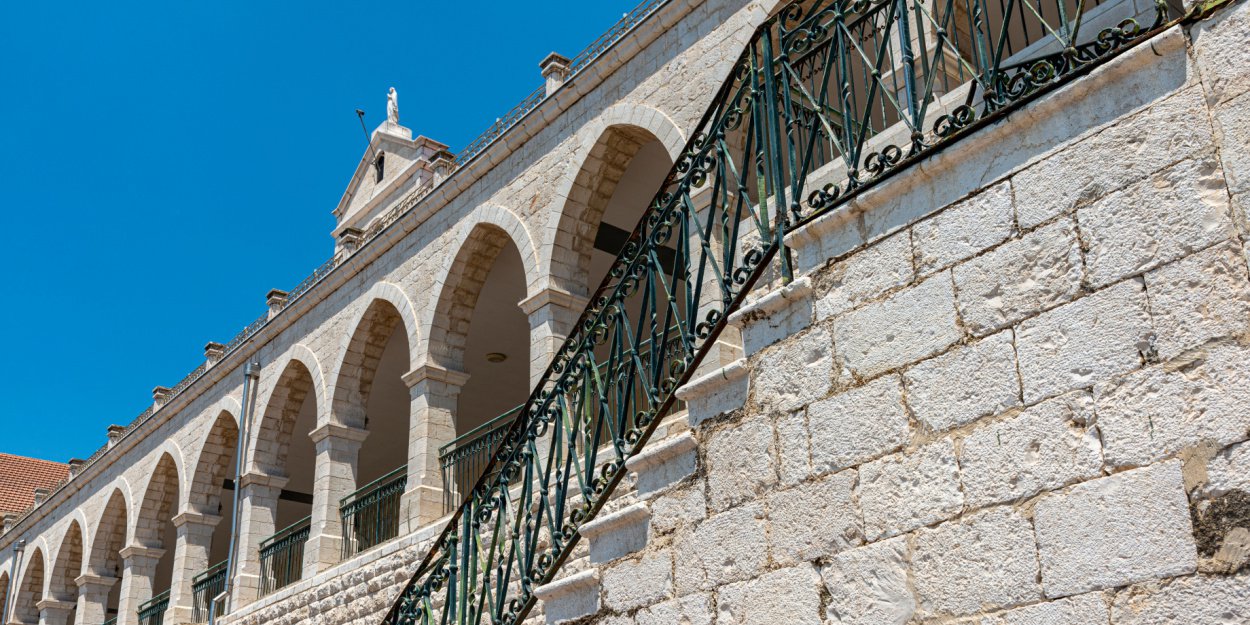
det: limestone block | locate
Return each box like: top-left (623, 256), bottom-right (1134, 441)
top-left (673, 503), bottom-right (767, 592)
top-left (814, 232), bottom-right (914, 320)
top-left (1013, 86), bottom-right (1214, 228)
top-left (1015, 279), bottom-right (1153, 404)
top-left (601, 549), bottom-right (672, 611)
top-left (912, 506), bottom-right (1042, 618)
top-left (765, 469), bottom-right (861, 566)
top-left (958, 392), bottom-right (1103, 508)
top-left (1145, 241), bottom-right (1250, 361)
top-left (578, 503), bottom-right (651, 564)
top-left (776, 408), bottom-right (811, 486)
top-left (752, 326), bottom-right (834, 413)
top-left (859, 440), bottom-right (964, 540)
top-left (833, 273), bottom-right (962, 379)
top-left (675, 359), bottom-right (749, 427)
top-left (820, 537), bottom-right (915, 625)
top-left (717, 565), bottom-right (823, 625)
top-left (1192, 0), bottom-right (1250, 105)
top-left (1110, 572), bottom-right (1250, 624)
top-left (913, 181), bottom-right (1015, 275)
top-left (981, 592), bottom-right (1109, 625)
top-left (534, 569), bottom-right (600, 625)
top-left (1034, 461), bottom-right (1196, 598)
top-left (903, 330), bottom-right (1020, 433)
top-left (729, 277), bottom-right (814, 357)
top-left (625, 432), bottom-right (698, 498)
top-left (649, 486), bottom-right (706, 535)
top-left (1079, 157), bottom-right (1235, 288)
top-left (1212, 90), bottom-right (1250, 199)
top-left (1095, 341), bottom-right (1250, 468)
top-left (635, 593), bottom-right (713, 625)
top-left (952, 219), bottom-right (1083, 336)
top-left (1205, 440), bottom-right (1250, 497)
top-left (808, 375), bottom-right (910, 476)
top-left (704, 415), bottom-right (777, 512)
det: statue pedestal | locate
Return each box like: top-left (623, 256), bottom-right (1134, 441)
top-left (376, 120), bottom-right (412, 140)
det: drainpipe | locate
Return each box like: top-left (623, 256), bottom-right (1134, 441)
top-left (2, 539), bottom-right (25, 625)
top-left (210, 361), bottom-right (260, 625)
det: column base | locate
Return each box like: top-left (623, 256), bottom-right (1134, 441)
top-left (303, 530), bottom-right (344, 577)
top-left (399, 483), bottom-right (446, 534)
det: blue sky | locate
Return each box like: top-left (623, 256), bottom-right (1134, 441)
top-left (0, 1), bottom-right (641, 461)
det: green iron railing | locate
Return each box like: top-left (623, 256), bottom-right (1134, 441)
top-left (259, 516), bottom-right (310, 596)
top-left (438, 405), bottom-right (524, 512)
top-left (191, 560), bottom-right (228, 622)
top-left (341, 466), bottom-right (409, 559)
top-left (382, 0), bottom-right (1169, 623)
top-left (104, 618), bottom-right (118, 625)
top-left (137, 590), bottom-right (169, 625)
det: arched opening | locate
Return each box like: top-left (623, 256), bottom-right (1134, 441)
top-left (334, 299), bottom-right (413, 557)
top-left (251, 359), bottom-right (317, 594)
top-left (89, 489), bottom-right (129, 621)
top-left (48, 520), bottom-right (84, 618)
top-left (134, 454), bottom-right (180, 619)
top-left (13, 546), bottom-right (45, 624)
top-left (0, 571), bottom-right (9, 624)
top-left (430, 225), bottom-right (531, 505)
top-left (186, 411), bottom-right (238, 618)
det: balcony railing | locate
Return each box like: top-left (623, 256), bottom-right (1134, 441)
top-left (104, 618), bottom-right (118, 625)
top-left (191, 560), bottom-right (227, 622)
top-left (258, 516), bottom-right (310, 596)
top-left (340, 466), bottom-right (408, 559)
top-left (137, 590), bottom-right (169, 625)
top-left (438, 405), bottom-right (523, 511)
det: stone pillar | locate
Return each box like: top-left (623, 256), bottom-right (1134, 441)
top-left (266, 290), bottom-right (289, 320)
top-left (540, 52), bottom-right (572, 96)
top-left (74, 574), bottom-right (117, 625)
top-left (106, 425), bottom-right (126, 448)
top-left (35, 599), bottom-right (75, 625)
top-left (519, 286), bottom-right (590, 388)
top-left (228, 471), bottom-right (287, 609)
top-left (115, 545), bottom-right (164, 625)
top-left (303, 423), bottom-right (368, 575)
top-left (204, 342), bottom-right (226, 366)
top-left (164, 511), bottom-right (221, 625)
top-left (399, 364), bottom-right (469, 530)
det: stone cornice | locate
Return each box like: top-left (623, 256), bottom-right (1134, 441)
top-left (309, 422), bottom-right (370, 445)
top-left (171, 510), bottom-right (223, 528)
top-left (118, 544), bottom-right (165, 562)
top-left (517, 286), bottom-right (591, 316)
top-left (238, 471), bottom-right (289, 491)
top-left (75, 573), bottom-right (119, 590)
top-left (402, 363), bottom-right (471, 389)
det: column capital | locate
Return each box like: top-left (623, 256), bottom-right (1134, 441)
top-left (171, 510), bottom-right (222, 529)
top-left (402, 362), bottom-right (470, 389)
top-left (308, 422), bottom-right (369, 445)
top-left (119, 544), bottom-right (165, 563)
top-left (518, 285), bottom-right (590, 316)
top-left (76, 573), bottom-right (120, 591)
top-left (36, 598), bottom-right (77, 612)
top-left (238, 470), bottom-right (289, 490)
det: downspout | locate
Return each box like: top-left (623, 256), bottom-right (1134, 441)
top-left (209, 361), bottom-right (260, 625)
top-left (2, 539), bottom-right (25, 625)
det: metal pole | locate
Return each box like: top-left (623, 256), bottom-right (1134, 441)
top-left (2, 539), bottom-right (25, 625)
top-left (209, 361), bottom-right (260, 625)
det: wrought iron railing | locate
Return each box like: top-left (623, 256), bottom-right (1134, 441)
top-left (104, 618), bottom-right (118, 625)
top-left (191, 560), bottom-right (228, 622)
top-left (381, 0), bottom-right (1169, 623)
top-left (341, 466), bottom-right (409, 559)
top-left (259, 516), bottom-right (311, 596)
top-left (137, 590), bottom-right (169, 625)
top-left (438, 405), bottom-right (525, 512)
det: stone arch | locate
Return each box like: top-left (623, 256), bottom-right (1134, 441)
top-left (330, 282), bottom-right (420, 429)
top-left (88, 483), bottom-right (131, 578)
top-left (12, 544), bottom-right (46, 624)
top-left (48, 518), bottom-right (85, 603)
top-left (421, 205), bottom-right (542, 371)
top-left (187, 409), bottom-right (240, 516)
top-left (134, 452), bottom-right (181, 549)
top-left (0, 570), bottom-right (9, 624)
top-left (249, 355), bottom-right (320, 477)
top-left (543, 107), bottom-right (683, 296)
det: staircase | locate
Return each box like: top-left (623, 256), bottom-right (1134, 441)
top-left (379, 0), bottom-right (1169, 623)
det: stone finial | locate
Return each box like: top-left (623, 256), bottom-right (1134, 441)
top-left (339, 227), bottom-right (365, 256)
top-left (152, 386), bottom-right (173, 407)
top-left (33, 488), bottom-right (50, 507)
top-left (67, 458), bottom-right (85, 478)
top-left (540, 52), bottom-right (572, 95)
top-left (267, 289), bottom-right (289, 319)
top-left (431, 150), bottom-right (456, 184)
top-left (106, 424), bottom-right (126, 447)
top-left (2, 514), bottom-right (14, 534)
top-left (204, 341), bottom-right (226, 365)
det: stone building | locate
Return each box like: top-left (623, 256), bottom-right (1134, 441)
top-left (2, 0), bottom-right (1249, 624)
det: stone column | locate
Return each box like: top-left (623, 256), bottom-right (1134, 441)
top-left (164, 511), bottom-right (221, 625)
top-left (519, 286), bottom-right (590, 388)
top-left (74, 574), bottom-right (117, 625)
top-left (115, 545), bottom-right (163, 625)
top-left (228, 471), bottom-right (287, 609)
top-left (399, 363), bottom-right (469, 531)
top-left (540, 52), bottom-right (572, 96)
top-left (303, 423), bottom-right (368, 575)
top-left (35, 599), bottom-right (75, 625)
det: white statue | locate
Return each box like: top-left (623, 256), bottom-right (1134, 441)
top-left (387, 87), bottom-right (399, 126)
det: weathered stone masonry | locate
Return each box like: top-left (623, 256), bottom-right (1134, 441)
top-left (3, 0), bottom-right (1250, 624)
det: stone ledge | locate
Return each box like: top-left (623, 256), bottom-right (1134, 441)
top-left (578, 502), bottom-right (651, 564)
top-left (534, 569), bottom-right (601, 625)
top-left (727, 277), bottom-right (814, 356)
top-left (676, 359), bottom-right (749, 426)
top-left (626, 432), bottom-right (699, 498)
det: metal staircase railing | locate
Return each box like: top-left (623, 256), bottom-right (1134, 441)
top-left (381, 0), bottom-right (1168, 623)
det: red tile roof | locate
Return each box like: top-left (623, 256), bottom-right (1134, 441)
top-left (0, 453), bottom-right (69, 517)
